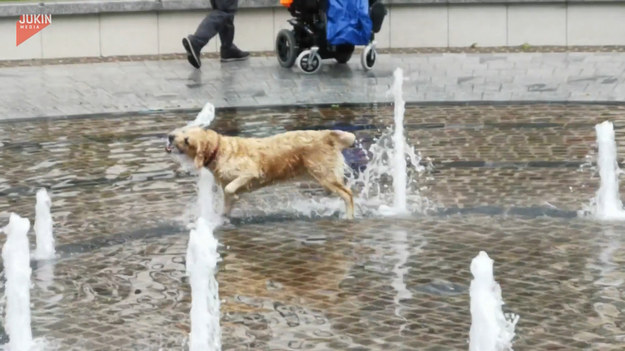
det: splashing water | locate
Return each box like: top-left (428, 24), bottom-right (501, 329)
top-left (345, 130), bottom-right (432, 217)
top-left (260, 69), bottom-right (432, 219)
top-left (2, 213), bottom-right (33, 351)
top-left (585, 121), bottom-right (625, 220)
top-left (469, 251), bottom-right (519, 351)
top-left (277, 125), bottom-right (432, 218)
top-left (187, 168), bottom-right (222, 351)
top-left (189, 102), bottom-right (216, 127)
top-left (284, 126), bottom-right (432, 219)
top-left (34, 188), bottom-right (55, 260)
top-left (345, 68), bottom-right (432, 217)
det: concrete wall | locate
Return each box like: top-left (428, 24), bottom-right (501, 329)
top-left (1, 2), bottom-right (625, 60)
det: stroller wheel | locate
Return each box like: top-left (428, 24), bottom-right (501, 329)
top-left (361, 44), bottom-right (377, 71)
top-left (276, 29), bottom-right (298, 68)
top-left (296, 49), bottom-right (322, 74)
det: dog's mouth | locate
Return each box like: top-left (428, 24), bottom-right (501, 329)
top-left (166, 141), bottom-right (186, 155)
top-left (165, 141), bottom-right (181, 154)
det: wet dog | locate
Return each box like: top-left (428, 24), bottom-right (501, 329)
top-left (166, 126), bottom-right (356, 219)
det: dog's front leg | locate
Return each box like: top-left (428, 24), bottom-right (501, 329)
top-left (221, 176), bottom-right (254, 217)
top-left (223, 192), bottom-right (239, 217)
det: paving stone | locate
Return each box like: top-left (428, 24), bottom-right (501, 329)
top-left (1, 52), bottom-right (625, 121)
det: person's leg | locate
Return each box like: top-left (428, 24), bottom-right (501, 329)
top-left (214, 0), bottom-right (249, 61)
top-left (218, 15), bottom-right (248, 61)
top-left (218, 16), bottom-right (234, 49)
top-left (182, 0), bottom-right (231, 68)
top-left (209, 0), bottom-right (236, 50)
top-left (191, 11), bottom-right (231, 50)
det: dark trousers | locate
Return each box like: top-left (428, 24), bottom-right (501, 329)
top-left (192, 0), bottom-right (238, 51)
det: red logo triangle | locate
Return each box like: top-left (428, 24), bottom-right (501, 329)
top-left (16, 15), bottom-right (51, 46)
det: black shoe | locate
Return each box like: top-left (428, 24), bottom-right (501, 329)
top-left (182, 36), bottom-right (201, 69)
top-left (220, 45), bottom-right (250, 62)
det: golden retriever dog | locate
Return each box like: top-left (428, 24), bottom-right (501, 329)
top-left (166, 126), bottom-right (356, 219)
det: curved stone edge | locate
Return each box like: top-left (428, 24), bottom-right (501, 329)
top-left (1, 0), bottom-right (623, 18)
top-left (2, 100), bottom-right (625, 124)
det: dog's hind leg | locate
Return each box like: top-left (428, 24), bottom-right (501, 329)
top-left (320, 180), bottom-right (354, 220)
top-left (305, 154), bottom-right (355, 219)
top-left (309, 170), bottom-right (355, 219)
top-left (334, 182), bottom-right (355, 219)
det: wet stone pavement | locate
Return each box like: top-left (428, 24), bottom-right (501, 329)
top-left (0, 103), bottom-right (625, 350)
top-left (1, 51), bottom-right (625, 120)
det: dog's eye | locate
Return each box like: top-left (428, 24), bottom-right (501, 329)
top-left (184, 137), bottom-right (189, 145)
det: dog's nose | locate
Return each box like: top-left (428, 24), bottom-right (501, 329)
top-left (168, 134), bottom-right (175, 143)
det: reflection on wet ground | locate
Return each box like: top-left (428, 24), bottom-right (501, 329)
top-left (1, 103), bottom-right (625, 350)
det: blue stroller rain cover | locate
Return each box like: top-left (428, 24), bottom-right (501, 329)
top-left (326, 0), bottom-right (372, 46)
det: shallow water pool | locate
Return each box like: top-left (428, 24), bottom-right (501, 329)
top-left (0, 103), bottom-right (624, 350)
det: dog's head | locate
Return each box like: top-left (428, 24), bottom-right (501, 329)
top-left (166, 126), bottom-right (220, 169)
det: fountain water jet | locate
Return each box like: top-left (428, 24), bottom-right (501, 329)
top-left (197, 168), bottom-right (224, 228)
top-left (186, 218), bottom-right (221, 351)
top-left (389, 68), bottom-right (408, 214)
top-left (347, 68), bottom-right (430, 217)
top-left (34, 188), bottom-right (55, 260)
top-left (2, 213), bottom-right (33, 351)
top-left (469, 251), bottom-right (518, 351)
top-left (591, 121), bottom-right (625, 220)
top-left (186, 168), bottom-right (222, 351)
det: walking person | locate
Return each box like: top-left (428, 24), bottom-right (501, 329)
top-left (182, 0), bottom-right (249, 69)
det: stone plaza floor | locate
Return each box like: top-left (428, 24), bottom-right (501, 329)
top-left (1, 51), bottom-right (625, 350)
top-left (0, 50), bottom-right (624, 120)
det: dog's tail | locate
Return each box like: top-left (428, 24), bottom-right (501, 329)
top-left (329, 130), bottom-right (356, 149)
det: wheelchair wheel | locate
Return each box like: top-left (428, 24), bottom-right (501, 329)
top-left (296, 50), bottom-right (322, 74)
top-left (361, 44), bottom-right (376, 71)
top-left (276, 29), bottom-right (298, 68)
top-left (335, 44), bottom-right (354, 64)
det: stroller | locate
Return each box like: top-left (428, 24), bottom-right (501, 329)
top-left (276, 0), bottom-right (386, 73)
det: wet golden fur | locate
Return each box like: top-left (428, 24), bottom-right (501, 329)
top-left (167, 126), bottom-right (356, 219)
